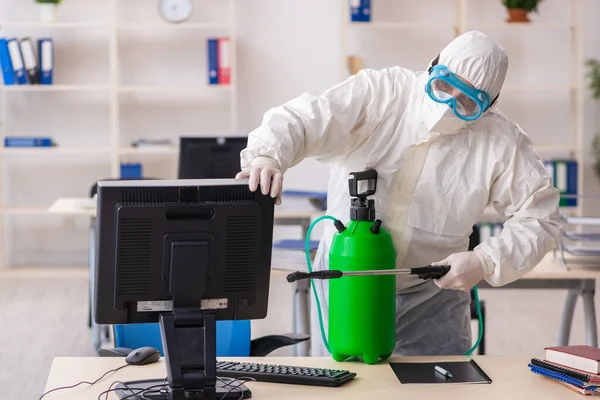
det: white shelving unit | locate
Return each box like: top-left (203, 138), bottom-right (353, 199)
top-left (340, 0), bottom-right (585, 218)
top-left (0, 0), bottom-right (237, 268)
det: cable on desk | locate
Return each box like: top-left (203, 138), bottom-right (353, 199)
top-left (219, 377), bottom-right (256, 400)
top-left (39, 364), bottom-right (129, 400)
top-left (101, 380), bottom-right (123, 400)
top-left (98, 383), bottom-right (168, 400)
top-left (95, 376), bottom-right (254, 400)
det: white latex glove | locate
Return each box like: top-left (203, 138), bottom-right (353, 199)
top-left (431, 251), bottom-right (485, 291)
top-left (235, 157), bottom-right (283, 205)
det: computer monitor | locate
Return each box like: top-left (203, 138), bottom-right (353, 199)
top-left (178, 137), bottom-right (248, 179)
top-left (94, 178), bottom-right (275, 400)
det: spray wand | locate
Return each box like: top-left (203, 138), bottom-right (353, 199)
top-left (286, 265), bottom-right (451, 283)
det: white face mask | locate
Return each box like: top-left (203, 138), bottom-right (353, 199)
top-left (422, 97), bottom-right (468, 135)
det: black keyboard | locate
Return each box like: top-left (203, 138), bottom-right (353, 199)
top-left (216, 360), bottom-right (357, 387)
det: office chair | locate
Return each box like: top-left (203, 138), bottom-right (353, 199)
top-left (468, 225), bottom-right (486, 355)
top-left (99, 322), bottom-right (309, 357)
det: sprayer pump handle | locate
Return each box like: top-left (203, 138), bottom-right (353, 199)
top-left (410, 265), bottom-right (451, 280)
top-left (348, 169), bottom-right (378, 198)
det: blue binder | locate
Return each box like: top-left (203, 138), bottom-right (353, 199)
top-left (4, 137), bottom-right (54, 147)
top-left (529, 364), bottom-right (599, 391)
top-left (38, 38), bottom-right (53, 85)
top-left (350, 0), bottom-right (371, 22)
top-left (361, 0), bottom-right (371, 22)
top-left (120, 163), bottom-right (143, 179)
top-left (7, 38), bottom-right (27, 84)
top-left (350, 0), bottom-right (361, 21)
top-left (207, 38), bottom-right (218, 85)
top-left (550, 159), bottom-right (577, 207)
top-left (0, 38), bottom-right (15, 85)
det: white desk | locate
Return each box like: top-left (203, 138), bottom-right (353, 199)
top-left (48, 197), bottom-right (97, 216)
top-left (42, 356), bottom-right (582, 399)
top-left (478, 252), bottom-right (600, 348)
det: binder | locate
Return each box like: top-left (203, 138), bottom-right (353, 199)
top-left (4, 137), bottom-right (54, 147)
top-left (0, 38), bottom-right (15, 85)
top-left (350, 0), bottom-right (362, 21)
top-left (38, 38), bottom-right (53, 85)
top-left (543, 160), bottom-right (554, 185)
top-left (217, 38), bottom-right (231, 85)
top-left (7, 38), bottom-right (27, 84)
top-left (563, 160), bottom-right (578, 207)
top-left (350, 0), bottom-right (371, 22)
top-left (19, 38), bottom-right (39, 84)
top-left (552, 159), bottom-right (577, 207)
top-left (478, 223), bottom-right (492, 243)
top-left (361, 0), bottom-right (371, 22)
top-left (120, 163), bottom-right (143, 179)
top-left (207, 38), bottom-right (218, 85)
top-left (491, 223), bottom-right (501, 237)
top-left (530, 358), bottom-right (600, 384)
top-left (529, 364), bottom-right (600, 391)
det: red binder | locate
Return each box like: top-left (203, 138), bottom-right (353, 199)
top-left (217, 38), bottom-right (230, 85)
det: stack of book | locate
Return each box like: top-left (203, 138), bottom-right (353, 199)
top-left (529, 345), bottom-right (600, 395)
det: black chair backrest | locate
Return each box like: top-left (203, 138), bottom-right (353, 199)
top-left (468, 225), bottom-right (480, 251)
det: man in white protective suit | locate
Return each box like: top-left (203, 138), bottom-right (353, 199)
top-left (235, 30), bottom-right (561, 356)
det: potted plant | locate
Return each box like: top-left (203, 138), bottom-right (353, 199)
top-left (502, 0), bottom-right (543, 23)
top-left (587, 59), bottom-right (600, 181)
top-left (35, 0), bottom-right (62, 23)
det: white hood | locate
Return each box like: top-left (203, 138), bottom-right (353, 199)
top-left (422, 30), bottom-right (509, 134)
top-left (435, 30), bottom-right (509, 103)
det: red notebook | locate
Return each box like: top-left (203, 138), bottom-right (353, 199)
top-left (545, 345), bottom-right (600, 374)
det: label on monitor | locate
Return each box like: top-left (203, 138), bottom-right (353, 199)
top-left (201, 298), bottom-right (228, 310)
top-left (137, 301), bottom-right (173, 312)
top-left (136, 299), bottom-right (227, 312)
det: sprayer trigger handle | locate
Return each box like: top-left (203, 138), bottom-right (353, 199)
top-left (410, 265), bottom-right (451, 280)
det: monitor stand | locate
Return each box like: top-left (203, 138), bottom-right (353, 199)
top-left (118, 239), bottom-right (252, 400)
top-left (117, 310), bottom-right (251, 400)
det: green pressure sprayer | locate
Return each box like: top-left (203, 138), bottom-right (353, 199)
top-left (286, 170), bottom-right (483, 364)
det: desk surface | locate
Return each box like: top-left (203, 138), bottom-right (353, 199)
top-left (524, 252), bottom-right (600, 280)
top-left (48, 197), bottom-right (96, 216)
top-left (42, 356), bottom-right (580, 400)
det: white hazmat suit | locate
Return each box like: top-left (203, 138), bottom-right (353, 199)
top-left (238, 30), bottom-right (561, 356)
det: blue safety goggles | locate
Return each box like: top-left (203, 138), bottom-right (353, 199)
top-left (425, 65), bottom-right (491, 121)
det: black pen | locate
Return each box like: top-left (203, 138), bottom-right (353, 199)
top-left (435, 365), bottom-right (453, 379)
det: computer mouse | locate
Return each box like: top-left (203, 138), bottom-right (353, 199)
top-left (125, 347), bottom-right (161, 366)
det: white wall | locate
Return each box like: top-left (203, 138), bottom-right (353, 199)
top-left (235, 0), bottom-right (338, 192)
top-left (0, 0), bottom-right (599, 266)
